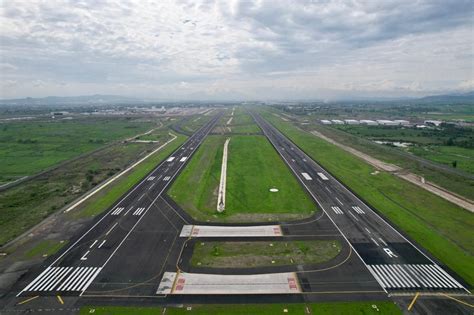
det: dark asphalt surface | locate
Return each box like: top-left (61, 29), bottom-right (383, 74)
top-left (1, 109), bottom-right (471, 314)
top-left (252, 112), bottom-right (468, 295)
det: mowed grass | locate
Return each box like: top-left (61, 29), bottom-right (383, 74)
top-left (80, 302), bottom-right (401, 315)
top-left (214, 108), bottom-right (262, 134)
top-left (262, 110), bottom-right (474, 286)
top-left (0, 118), bottom-right (155, 183)
top-left (191, 240), bottom-right (342, 268)
top-left (168, 135), bottom-right (315, 222)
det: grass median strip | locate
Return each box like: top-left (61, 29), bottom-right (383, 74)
top-left (168, 135), bottom-right (316, 222)
top-left (190, 240), bottom-right (342, 268)
top-left (80, 302), bottom-right (401, 315)
top-left (261, 109), bottom-right (474, 286)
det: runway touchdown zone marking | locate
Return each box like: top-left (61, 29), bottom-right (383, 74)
top-left (331, 206), bottom-right (344, 214)
top-left (110, 207), bottom-right (124, 216)
top-left (301, 172), bottom-right (312, 180)
top-left (21, 267), bottom-right (102, 293)
top-left (132, 207), bottom-right (146, 216)
top-left (367, 264), bottom-right (464, 292)
top-left (351, 206), bottom-right (365, 214)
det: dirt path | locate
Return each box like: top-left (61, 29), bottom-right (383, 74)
top-left (310, 130), bottom-right (474, 213)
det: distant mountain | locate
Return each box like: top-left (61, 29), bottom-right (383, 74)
top-left (413, 91), bottom-right (474, 104)
top-left (0, 94), bottom-right (150, 105)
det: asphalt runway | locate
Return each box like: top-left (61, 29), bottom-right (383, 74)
top-left (252, 111), bottom-right (468, 295)
top-left (12, 112), bottom-right (223, 299)
top-left (3, 109), bottom-right (471, 314)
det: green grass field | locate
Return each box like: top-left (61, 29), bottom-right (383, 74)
top-left (0, 118), bottom-right (156, 183)
top-left (0, 132), bottom-right (186, 245)
top-left (80, 301), bottom-right (401, 315)
top-left (308, 123), bottom-right (474, 200)
top-left (168, 135), bottom-right (315, 222)
top-left (23, 240), bottom-right (68, 259)
top-left (214, 109), bottom-right (262, 134)
top-left (408, 145), bottom-right (474, 174)
top-left (191, 240), bottom-right (341, 268)
top-left (261, 110), bottom-right (474, 286)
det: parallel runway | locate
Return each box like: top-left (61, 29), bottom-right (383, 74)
top-left (252, 112), bottom-right (467, 294)
top-left (16, 112), bottom-right (223, 297)
top-left (10, 109), bottom-right (468, 309)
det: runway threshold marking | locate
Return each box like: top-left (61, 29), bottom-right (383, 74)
top-left (17, 295), bottom-right (39, 305)
top-left (407, 292), bottom-right (419, 311)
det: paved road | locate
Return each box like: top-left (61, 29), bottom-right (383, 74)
top-left (252, 111), bottom-right (467, 294)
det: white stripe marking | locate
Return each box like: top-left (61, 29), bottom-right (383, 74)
top-left (71, 267), bottom-right (96, 291)
top-left (89, 240), bottom-right (98, 249)
top-left (80, 267), bottom-right (102, 294)
top-left (45, 267), bottom-right (72, 291)
top-left (317, 172), bottom-right (329, 180)
top-left (80, 250), bottom-right (90, 261)
top-left (301, 172), bottom-right (312, 180)
top-left (57, 268), bottom-right (82, 291)
top-left (22, 267), bottom-right (52, 292)
top-left (370, 238), bottom-right (379, 246)
top-left (98, 240), bottom-right (106, 248)
top-left (106, 222), bottom-right (118, 235)
top-left (31, 267), bottom-right (61, 291)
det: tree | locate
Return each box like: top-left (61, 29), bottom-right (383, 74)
top-left (452, 160), bottom-right (457, 168)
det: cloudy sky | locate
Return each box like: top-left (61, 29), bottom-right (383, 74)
top-left (0, 0), bottom-right (473, 100)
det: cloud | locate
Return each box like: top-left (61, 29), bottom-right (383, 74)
top-left (0, 0), bottom-right (472, 99)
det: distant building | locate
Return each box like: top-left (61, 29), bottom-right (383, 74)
top-left (331, 119), bottom-right (344, 124)
top-left (320, 120), bottom-right (332, 124)
top-left (344, 119), bottom-right (359, 125)
top-left (377, 120), bottom-right (398, 126)
top-left (393, 120), bottom-right (410, 126)
top-left (424, 120), bottom-right (443, 127)
top-left (359, 120), bottom-right (378, 125)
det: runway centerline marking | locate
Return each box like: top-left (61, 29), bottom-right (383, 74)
top-left (105, 222), bottom-right (118, 236)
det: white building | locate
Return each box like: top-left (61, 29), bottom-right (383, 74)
top-left (331, 119), bottom-right (344, 124)
top-left (377, 120), bottom-right (398, 126)
top-left (344, 119), bottom-right (360, 124)
top-left (424, 120), bottom-right (443, 127)
top-left (393, 120), bottom-right (410, 126)
top-left (320, 120), bottom-right (332, 124)
top-left (359, 120), bottom-right (378, 125)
